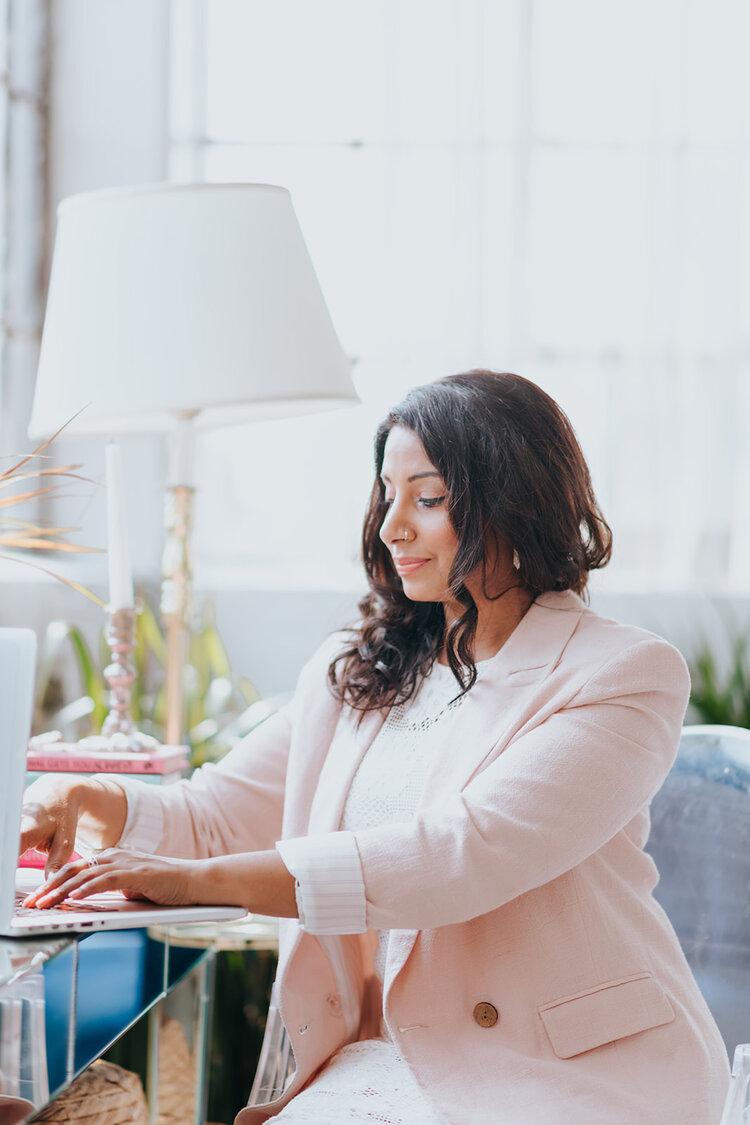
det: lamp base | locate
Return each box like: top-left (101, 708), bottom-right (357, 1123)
top-left (160, 480), bottom-right (195, 747)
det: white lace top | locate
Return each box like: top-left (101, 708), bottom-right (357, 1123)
top-left (274, 657), bottom-right (489, 1124)
top-left (339, 659), bottom-right (475, 986)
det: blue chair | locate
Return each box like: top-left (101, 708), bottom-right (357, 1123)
top-left (645, 724), bottom-right (750, 1122)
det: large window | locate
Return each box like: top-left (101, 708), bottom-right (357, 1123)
top-left (0, 0), bottom-right (48, 472)
top-left (169, 0), bottom-right (750, 593)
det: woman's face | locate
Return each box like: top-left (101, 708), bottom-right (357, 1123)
top-left (378, 425), bottom-right (458, 602)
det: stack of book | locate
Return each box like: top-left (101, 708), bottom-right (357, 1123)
top-left (26, 743), bottom-right (190, 787)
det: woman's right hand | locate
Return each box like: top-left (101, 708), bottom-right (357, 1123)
top-left (19, 774), bottom-right (87, 877)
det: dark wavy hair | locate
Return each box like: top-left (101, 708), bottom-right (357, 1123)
top-left (327, 370), bottom-right (612, 723)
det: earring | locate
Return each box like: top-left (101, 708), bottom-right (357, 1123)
top-left (512, 549), bottom-right (520, 571)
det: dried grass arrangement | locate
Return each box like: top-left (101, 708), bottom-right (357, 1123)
top-left (0, 414), bottom-right (104, 607)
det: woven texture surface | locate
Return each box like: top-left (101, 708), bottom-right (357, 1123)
top-left (32, 1060), bottom-right (146, 1124)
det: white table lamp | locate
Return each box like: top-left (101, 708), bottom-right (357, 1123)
top-left (30, 182), bottom-right (360, 746)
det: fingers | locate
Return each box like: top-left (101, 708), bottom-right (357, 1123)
top-left (26, 852), bottom-right (131, 909)
top-left (69, 872), bottom-right (147, 902)
top-left (23, 856), bottom-right (91, 907)
top-left (18, 809), bottom-right (78, 879)
top-left (18, 808), bottom-right (51, 858)
top-left (44, 832), bottom-right (76, 880)
top-left (23, 849), bottom-right (177, 911)
top-left (19, 786), bottom-right (83, 873)
top-left (44, 872), bottom-right (108, 907)
top-left (28, 864), bottom-right (104, 908)
top-left (34, 868), bottom-right (147, 908)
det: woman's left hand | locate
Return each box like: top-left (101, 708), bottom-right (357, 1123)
top-left (23, 848), bottom-right (201, 910)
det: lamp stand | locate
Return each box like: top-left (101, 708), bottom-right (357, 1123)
top-left (160, 482), bottom-right (194, 747)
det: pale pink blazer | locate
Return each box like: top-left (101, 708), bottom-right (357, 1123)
top-left (120, 589), bottom-right (730, 1123)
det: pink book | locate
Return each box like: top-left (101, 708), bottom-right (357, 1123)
top-left (26, 743), bottom-right (189, 775)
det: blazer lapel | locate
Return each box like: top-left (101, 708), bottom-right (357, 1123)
top-left (384, 588), bottom-right (587, 984)
top-left (306, 589), bottom-right (586, 837)
top-left (416, 588), bottom-right (586, 804)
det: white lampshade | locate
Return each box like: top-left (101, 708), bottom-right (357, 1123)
top-left (29, 182), bottom-right (360, 437)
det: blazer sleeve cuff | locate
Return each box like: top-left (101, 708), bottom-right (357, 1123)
top-left (89, 774), bottom-right (165, 854)
top-left (275, 831), bottom-right (368, 935)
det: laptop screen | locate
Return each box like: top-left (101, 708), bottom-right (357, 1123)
top-left (0, 629), bottom-right (37, 930)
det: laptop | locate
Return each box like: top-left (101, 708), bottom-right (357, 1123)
top-left (2, 628), bottom-right (246, 935)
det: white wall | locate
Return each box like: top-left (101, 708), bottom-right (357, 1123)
top-left (15, 0), bottom-right (745, 710)
top-left (44, 0), bottom-right (170, 594)
top-left (49, 0), bottom-right (170, 203)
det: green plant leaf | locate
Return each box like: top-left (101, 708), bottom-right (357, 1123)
top-left (689, 631), bottom-right (750, 729)
top-left (35, 621), bottom-right (107, 737)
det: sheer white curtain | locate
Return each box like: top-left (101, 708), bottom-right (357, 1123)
top-left (169, 0), bottom-right (750, 594)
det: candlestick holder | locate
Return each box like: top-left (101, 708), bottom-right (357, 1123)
top-left (101, 605), bottom-right (138, 743)
top-left (27, 602), bottom-right (191, 774)
top-left (78, 603), bottom-right (160, 754)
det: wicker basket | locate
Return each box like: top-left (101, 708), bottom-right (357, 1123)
top-left (31, 1060), bottom-right (147, 1123)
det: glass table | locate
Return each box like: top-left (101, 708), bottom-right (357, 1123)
top-left (0, 925), bottom-right (221, 1124)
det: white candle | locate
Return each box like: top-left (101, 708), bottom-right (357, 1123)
top-left (105, 442), bottom-right (135, 609)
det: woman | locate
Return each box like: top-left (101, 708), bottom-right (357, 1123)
top-left (20, 371), bottom-right (729, 1124)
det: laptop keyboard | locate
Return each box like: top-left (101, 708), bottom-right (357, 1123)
top-left (14, 890), bottom-right (113, 915)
